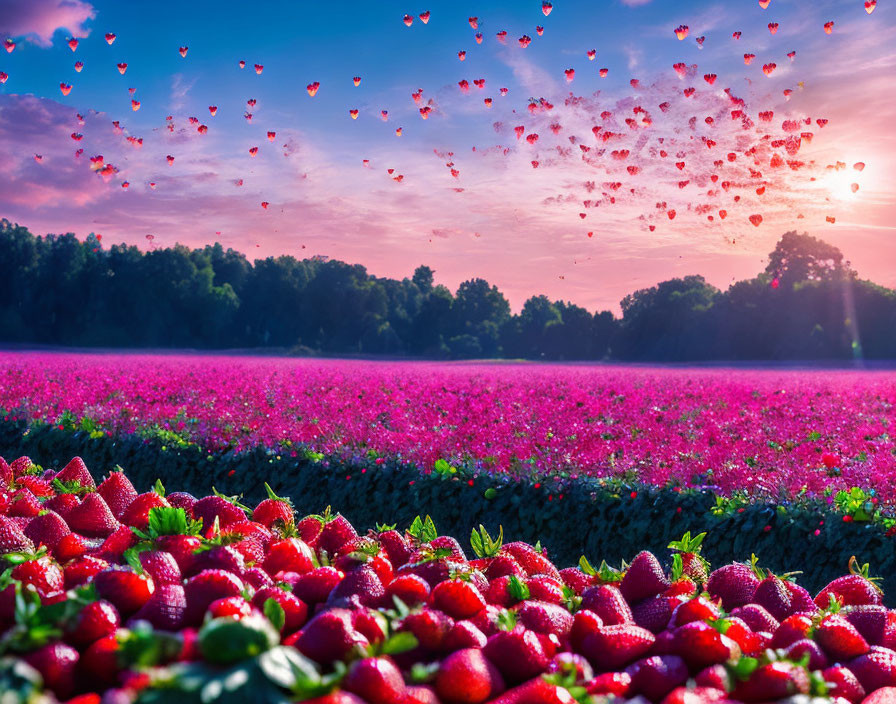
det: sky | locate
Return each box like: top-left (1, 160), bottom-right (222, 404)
top-left (0, 0), bottom-right (894, 313)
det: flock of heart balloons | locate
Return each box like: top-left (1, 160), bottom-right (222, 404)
top-left (0, 0), bottom-right (878, 238)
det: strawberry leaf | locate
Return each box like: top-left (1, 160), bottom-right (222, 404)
top-left (153, 479), bottom-right (166, 497)
top-left (470, 524), bottom-right (503, 559)
top-left (380, 632), bottom-right (418, 655)
top-left (263, 598), bottom-right (286, 632)
top-left (507, 575), bottom-right (530, 602)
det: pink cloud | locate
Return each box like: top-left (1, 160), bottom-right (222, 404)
top-left (0, 0), bottom-right (95, 47)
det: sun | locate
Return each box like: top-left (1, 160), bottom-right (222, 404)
top-left (823, 161), bottom-right (868, 202)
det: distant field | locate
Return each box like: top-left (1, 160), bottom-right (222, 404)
top-left (0, 351), bottom-right (894, 501)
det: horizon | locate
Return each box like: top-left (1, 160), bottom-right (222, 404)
top-left (1, 0), bottom-right (894, 311)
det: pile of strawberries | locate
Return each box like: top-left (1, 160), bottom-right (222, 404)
top-left (2, 455), bottom-right (896, 704)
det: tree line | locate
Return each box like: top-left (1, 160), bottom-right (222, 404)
top-left (1, 219), bottom-right (894, 360)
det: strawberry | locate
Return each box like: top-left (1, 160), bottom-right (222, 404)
top-left (400, 607), bottom-right (456, 651)
top-left (620, 551), bottom-right (670, 605)
top-left (243, 566), bottom-right (275, 590)
top-left (443, 619), bottom-right (488, 650)
top-left (784, 578), bottom-right (819, 615)
top-left (526, 575), bottom-right (566, 605)
top-left (24, 510), bottom-right (71, 552)
top-left (730, 603), bottom-right (780, 634)
top-left (626, 654), bottom-right (689, 701)
top-left (342, 656), bottom-right (407, 704)
top-left (207, 595), bottom-right (252, 619)
top-left (670, 620), bottom-right (741, 670)
top-left (66, 493), bottom-right (120, 538)
top-left (784, 638), bottom-right (829, 670)
top-left (514, 600), bottom-right (573, 639)
top-left (580, 584), bottom-right (634, 625)
top-left (823, 664), bottom-right (866, 703)
top-left (155, 534), bottom-right (201, 574)
top-left (139, 550), bottom-right (183, 585)
top-left (0, 515), bottom-right (34, 553)
top-left (377, 528), bottom-right (412, 568)
top-left (10, 455), bottom-right (35, 477)
top-left (435, 648), bottom-right (506, 704)
top-left (318, 512), bottom-right (358, 557)
top-left (132, 583), bottom-right (188, 630)
top-left (706, 561), bottom-right (761, 610)
top-left (183, 569), bottom-right (245, 625)
top-left (816, 613), bottom-right (870, 661)
top-left (294, 608), bottom-right (370, 663)
top-left (96, 471), bottom-right (138, 520)
top-left (93, 566), bottom-right (155, 615)
top-left (291, 566), bottom-right (345, 605)
top-left (816, 558), bottom-right (884, 608)
top-left (559, 567), bottom-right (595, 596)
top-left (483, 626), bottom-right (552, 684)
top-left (660, 685), bottom-right (729, 704)
top-left (844, 605), bottom-right (889, 645)
top-left (55, 457), bottom-right (95, 488)
top-left (499, 542), bottom-right (560, 580)
top-left (79, 633), bottom-right (122, 687)
top-left (42, 492), bottom-right (80, 519)
top-left (0, 455), bottom-right (12, 486)
top-left (632, 595), bottom-right (676, 634)
top-left (191, 544), bottom-right (246, 577)
top-left (23, 642), bottom-right (79, 699)
top-left (252, 483), bottom-right (294, 529)
top-left (570, 609), bottom-right (604, 651)
top-left (65, 599), bottom-right (120, 647)
top-left (848, 646), bottom-right (896, 691)
top-left (12, 555), bottom-right (65, 597)
top-left (252, 586), bottom-right (308, 633)
top-left (262, 537), bottom-right (314, 576)
top-left (753, 573), bottom-right (794, 621)
top-left (296, 515), bottom-right (324, 546)
top-left (483, 555), bottom-right (526, 580)
top-left (121, 492), bottom-right (170, 530)
top-left (770, 613), bottom-right (813, 648)
top-left (63, 555), bottom-right (108, 589)
top-left (166, 491), bottom-right (198, 516)
top-left (694, 664), bottom-right (732, 690)
top-left (732, 660), bottom-right (810, 702)
top-left (432, 578), bottom-right (487, 619)
top-left (404, 685), bottom-right (440, 704)
top-left (8, 488), bottom-right (42, 517)
top-left (668, 532), bottom-right (710, 584)
top-left (17, 475), bottom-right (54, 498)
top-left (670, 595), bottom-right (721, 627)
top-left (578, 624), bottom-right (655, 671)
top-left (586, 671), bottom-right (632, 696)
top-left (387, 573), bottom-right (431, 606)
top-left (328, 564), bottom-right (385, 608)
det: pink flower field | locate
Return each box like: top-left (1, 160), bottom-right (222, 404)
top-left (0, 352), bottom-right (894, 501)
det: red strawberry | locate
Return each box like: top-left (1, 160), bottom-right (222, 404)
top-left (730, 603), bottom-right (780, 634)
top-left (404, 685), bottom-right (440, 704)
top-left (670, 621), bottom-right (741, 670)
top-left (55, 457), bottom-right (95, 488)
top-left (432, 579), bottom-right (487, 619)
top-left (694, 664), bottom-right (732, 691)
top-left (184, 569), bottom-right (245, 625)
top-left (816, 559), bottom-right (884, 608)
top-left (155, 534), bottom-right (201, 574)
top-left (706, 562), bottom-right (760, 610)
top-left (0, 515), bottom-right (34, 553)
top-left (823, 664), bottom-right (866, 703)
top-left (63, 555), bottom-right (108, 589)
top-left (514, 600), bottom-right (573, 639)
top-left (296, 515), bottom-right (324, 546)
top-left (79, 633), bottom-right (121, 687)
top-left (482, 554), bottom-right (526, 580)
top-left (670, 595), bottom-right (721, 626)
top-left (262, 537), bottom-right (314, 576)
top-left (483, 627), bottom-right (552, 684)
top-left (252, 586), bottom-right (308, 633)
top-left (578, 623), bottom-right (654, 671)
top-left (191, 544), bottom-right (246, 577)
top-left (328, 564), bottom-right (385, 608)
top-left (343, 656), bottom-right (407, 704)
top-left (732, 661), bottom-right (810, 702)
top-left (844, 605), bottom-right (888, 645)
top-left (291, 566), bottom-right (345, 604)
top-left (400, 607), bottom-right (455, 651)
top-left (207, 595), bottom-right (252, 620)
top-left (8, 488), bottom-right (42, 517)
top-left (848, 646), bottom-right (896, 691)
top-left (559, 567), bottom-right (595, 595)
top-left (92, 524), bottom-right (137, 561)
top-left (770, 613), bottom-right (815, 648)
top-left (243, 566), bottom-right (274, 590)
top-left (318, 513), bottom-right (358, 556)
top-left (294, 608), bottom-right (370, 663)
top-left (139, 550), bottom-right (182, 585)
top-left (166, 491), bottom-right (197, 516)
top-left (377, 528), bottom-right (412, 568)
top-left (121, 492), bottom-right (170, 530)
top-left (660, 685), bottom-right (729, 704)
top-left (43, 492), bottom-right (80, 520)
top-left (96, 471), bottom-right (138, 519)
top-left (65, 600), bottom-right (120, 647)
top-left (386, 573), bottom-right (431, 606)
top-left (626, 654), bottom-right (689, 701)
top-left (132, 583), bottom-right (187, 630)
top-left (436, 648), bottom-right (506, 703)
top-left (93, 566), bottom-right (155, 615)
top-left (632, 595), bottom-right (676, 633)
top-left (784, 638), bottom-right (829, 670)
top-left (784, 578), bottom-right (818, 615)
top-left (526, 575), bottom-right (566, 605)
top-left (570, 609), bottom-right (604, 651)
top-left (23, 642), bottom-right (79, 699)
top-left (66, 493), bottom-right (120, 538)
top-left (18, 475), bottom-right (54, 497)
top-left (443, 619), bottom-right (488, 650)
top-left (10, 456), bottom-right (35, 477)
top-left (24, 510), bottom-right (71, 552)
top-left (620, 551), bottom-right (670, 605)
top-left (816, 613), bottom-right (870, 661)
top-left (499, 542), bottom-right (560, 580)
top-left (252, 483), bottom-right (294, 528)
top-left (580, 584), bottom-right (634, 625)
top-left (586, 671), bottom-right (632, 696)
top-left (753, 574), bottom-right (794, 621)
top-left (12, 555), bottom-right (65, 596)
top-left (0, 456), bottom-right (12, 486)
